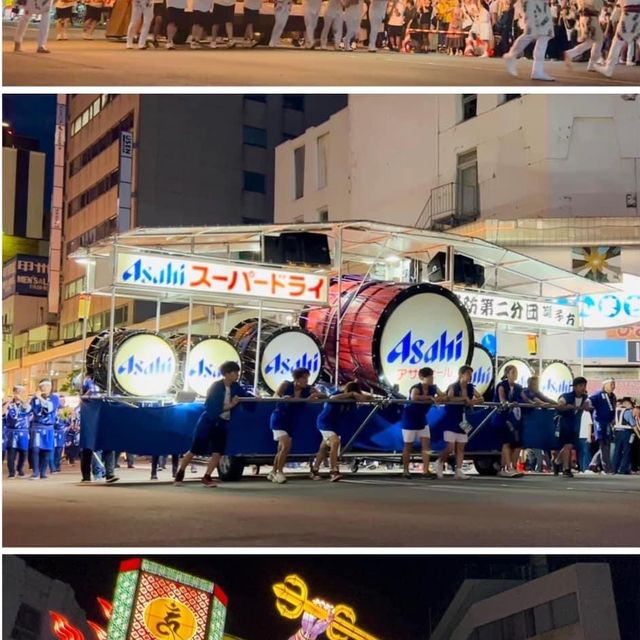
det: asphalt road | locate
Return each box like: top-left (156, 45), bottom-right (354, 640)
top-left (4, 25), bottom-right (640, 86)
top-left (4, 464), bottom-right (639, 547)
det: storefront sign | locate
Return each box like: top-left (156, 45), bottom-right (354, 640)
top-left (498, 359), bottom-right (534, 389)
top-left (379, 291), bottom-right (473, 396)
top-left (455, 290), bottom-right (580, 330)
top-left (113, 333), bottom-right (177, 396)
top-left (186, 338), bottom-right (242, 397)
top-left (260, 330), bottom-right (322, 393)
top-left (470, 343), bottom-right (494, 395)
top-left (578, 292), bottom-right (640, 329)
top-left (115, 251), bottom-right (329, 305)
top-left (2, 254), bottom-right (48, 298)
top-left (540, 361), bottom-right (574, 401)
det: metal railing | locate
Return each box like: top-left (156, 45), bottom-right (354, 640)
top-left (415, 181), bottom-right (480, 231)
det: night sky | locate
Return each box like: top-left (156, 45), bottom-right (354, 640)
top-left (2, 94), bottom-right (57, 216)
top-left (16, 555), bottom-right (640, 639)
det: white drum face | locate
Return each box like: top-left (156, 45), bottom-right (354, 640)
top-left (379, 292), bottom-right (472, 396)
top-left (471, 345), bottom-right (495, 395)
top-left (113, 334), bottom-right (177, 396)
top-left (540, 361), bottom-right (574, 401)
top-left (260, 331), bottom-right (322, 393)
top-left (498, 359), bottom-right (535, 389)
top-left (186, 339), bottom-right (242, 397)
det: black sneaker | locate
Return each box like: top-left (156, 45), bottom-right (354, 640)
top-left (106, 475), bottom-right (120, 483)
top-left (562, 469), bottom-right (574, 478)
top-left (553, 463), bottom-right (561, 476)
top-left (174, 468), bottom-right (185, 485)
top-left (150, 474), bottom-right (158, 480)
top-left (80, 478), bottom-right (92, 483)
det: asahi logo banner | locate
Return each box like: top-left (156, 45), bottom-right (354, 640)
top-left (497, 359), bottom-right (534, 389)
top-left (471, 344), bottom-right (495, 395)
top-left (380, 291), bottom-right (472, 396)
top-left (186, 339), bottom-right (242, 397)
top-left (540, 361), bottom-right (574, 401)
top-left (260, 331), bottom-right (322, 393)
top-left (113, 334), bottom-right (177, 396)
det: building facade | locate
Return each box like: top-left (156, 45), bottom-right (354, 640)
top-left (430, 563), bottom-right (621, 640)
top-left (3, 556), bottom-right (92, 640)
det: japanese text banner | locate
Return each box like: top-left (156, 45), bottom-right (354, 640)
top-left (115, 252), bottom-right (329, 305)
top-left (454, 289), bottom-right (581, 330)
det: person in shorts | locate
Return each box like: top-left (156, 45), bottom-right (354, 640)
top-left (311, 381), bottom-right (371, 482)
top-left (269, 367), bottom-right (325, 484)
top-left (83, 0), bottom-right (103, 38)
top-left (174, 361), bottom-right (253, 487)
top-left (190, 0), bottom-right (213, 48)
top-left (243, 0), bottom-right (261, 45)
top-left (165, 0), bottom-right (186, 48)
top-left (210, 0), bottom-right (237, 47)
top-left (554, 376), bottom-right (591, 478)
top-left (400, 367), bottom-right (444, 479)
top-left (492, 364), bottom-right (529, 477)
top-left (435, 365), bottom-right (483, 480)
top-left (55, 0), bottom-right (75, 40)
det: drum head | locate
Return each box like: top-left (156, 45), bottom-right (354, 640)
top-left (185, 336), bottom-right (242, 397)
top-left (540, 361), bottom-right (574, 401)
top-left (112, 331), bottom-right (177, 396)
top-left (471, 342), bottom-right (495, 396)
top-left (498, 358), bottom-right (535, 389)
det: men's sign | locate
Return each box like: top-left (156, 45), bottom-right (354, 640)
top-left (455, 290), bottom-right (581, 330)
top-left (2, 254), bottom-right (48, 298)
top-left (115, 251), bottom-right (329, 305)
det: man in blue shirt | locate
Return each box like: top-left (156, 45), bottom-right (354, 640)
top-left (588, 378), bottom-right (617, 474)
top-left (555, 376), bottom-right (591, 478)
top-left (29, 379), bottom-right (61, 480)
top-left (174, 361), bottom-right (254, 487)
top-left (612, 397), bottom-right (638, 475)
top-left (4, 385), bottom-right (32, 478)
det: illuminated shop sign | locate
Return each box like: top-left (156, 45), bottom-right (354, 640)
top-left (115, 251), bottom-right (329, 305)
top-left (540, 361), bottom-right (574, 401)
top-left (455, 290), bottom-right (581, 330)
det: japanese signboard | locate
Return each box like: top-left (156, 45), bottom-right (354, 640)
top-left (115, 251), bottom-right (329, 305)
top-left (108, 558), bottom-right (227, 640)
top-left (454, 290), bottom-right (581, 330)
top-left (2, 254), bottom-right (48, 298)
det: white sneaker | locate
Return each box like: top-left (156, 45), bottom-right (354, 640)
top-left (190, 40), bottom-right (202, 49)
top-left (530, 68), bottom-right (554, 82)
top-left (594, 63), bottom-right (614, 78)
top-left (126, 44), bottom-right (134, 49)
top-left (455, 469), bottom-right (469, 480)
top-left (267, 470), bottom-right (275, 482)
top-left (626, 60), bottom-right (635, 66)
top-left (504, 54), bottom-right (518, 77)
top-left (498, 469), bottom-right (510, 478)
top-left (166, 41), bottom-right (175, 50)
top-left (435, 460), bottom-right (444, 479)
top-left (275, 471), bottom-right (287, 484)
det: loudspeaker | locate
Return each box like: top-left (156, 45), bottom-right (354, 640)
top-left (427, 252), bottom-right (447, 282)
top-left (264, 232), bottom-right (331, 266)
top-left (474, 264), bottom-right (485, 288)
top-left (427, 252), bottom-right (484, 287)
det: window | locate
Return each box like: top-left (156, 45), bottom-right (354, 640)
top-left (243, 171), bottom-right (266, 193)
top-left (283, 95), bottom-right (304, 111)
top-left (317, 133), bottom-right (328, 190)
top-left (70, 113), bottom-right (134, 177)
top-left (456, 149), bottom-right (479, 219)
top-left (64, 276), bottom-right (87, 300)
top-left (551, 593), bottom-right (579, 629)
top-left (461, 94), bottom-right (478, 121)
top-left (318, 208), bottom-right (328, 223)
top-left (533, 602), bottom-right (553, 634)
top-left (294, 146), bottom-right (305, 200)
top-left (243, 125), bottom-right (267, 148)
top-left (11, 604), bottom-right (41, 640)
top-left (68, 170), bottom-right (119, 217)
top-left (66, 217), bottom-right (117, 256)
top-left (70, 94), bottom-right (116, 137)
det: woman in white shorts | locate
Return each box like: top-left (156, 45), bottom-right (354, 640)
top-left (435, 365), bottom-right (483, 480)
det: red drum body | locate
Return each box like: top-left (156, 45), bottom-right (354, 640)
top-left (302, 278), bottom-right (474, 396)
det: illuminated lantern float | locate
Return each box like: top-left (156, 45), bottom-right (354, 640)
top-left (302, 279), bottom-right (474, 397)
top-left (86, 329), bottom-right (178, 397)
top-left (108, 559), bottom-right (228, 640)
top-left (168, 334), bottom-right (242, 397)
top-left (229, 319), bottom-right (324, 394)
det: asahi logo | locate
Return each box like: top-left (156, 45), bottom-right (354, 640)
top-left (117, 354), bottom-right (175, 376)
top-left (472, 366), bottom-right (493, 386)
top-left (121, 258), bottom-right (186, 287)
top-left (264, 351), bottom-right (321, 376)
top-left (386, 330), bottom-right (464, 365)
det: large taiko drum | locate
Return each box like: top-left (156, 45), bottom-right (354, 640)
top-left (470, 342), bottom-right (495, 397)
top-left (167, 334), bottom-right (242, 397)
top-left (540, 360), bottom-right (574, 401)
top-left (86, 329), bottom-right (178, 397)
top-left (229, 319), bottom-right (324, 394)
top-left (301, 278), bottom-right (474, 397)
top-left (497, 358), bottom-right (535, 389)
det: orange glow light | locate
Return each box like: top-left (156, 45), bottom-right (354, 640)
top-left (49, 611), bottom-right (85, 640)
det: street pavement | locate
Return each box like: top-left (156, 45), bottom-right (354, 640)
top-left (4, 464), bottom-right (639, 547)
top-left (4, 25), bottom-right (640, 86)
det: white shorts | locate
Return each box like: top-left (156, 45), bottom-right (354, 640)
top-left (444, 430), bottom-right (468, 444)
top-left (319, 430), bottom-right (339, 442)
top-left (402, 427), bottom-right (430, 444)
top-left (272, 430), bottom-right (290, 441)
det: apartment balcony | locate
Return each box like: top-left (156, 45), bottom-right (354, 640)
top-left (415, 182), bottom-right (480, 232)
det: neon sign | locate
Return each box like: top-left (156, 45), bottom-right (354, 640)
top-left (116, 251), bottom-right (329, 305)
top-left (273, 574), bottom-right (379, 640)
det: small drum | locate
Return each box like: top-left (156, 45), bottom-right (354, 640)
top-left (497, 358), bottom-right (535, 389)
top-left (229, 319), bottom-right (324, 394)
top-left (470, 342), bottom-right (495, 397)
top-left (168, 334), bottom-right (242, 397)
top-left (86, 329), bottom-right (178, 397)
top-left (302, 278), bottom-right (474, 397)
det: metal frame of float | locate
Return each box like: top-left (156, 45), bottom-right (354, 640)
top-left (70, 220), bottom-right (616, 402)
